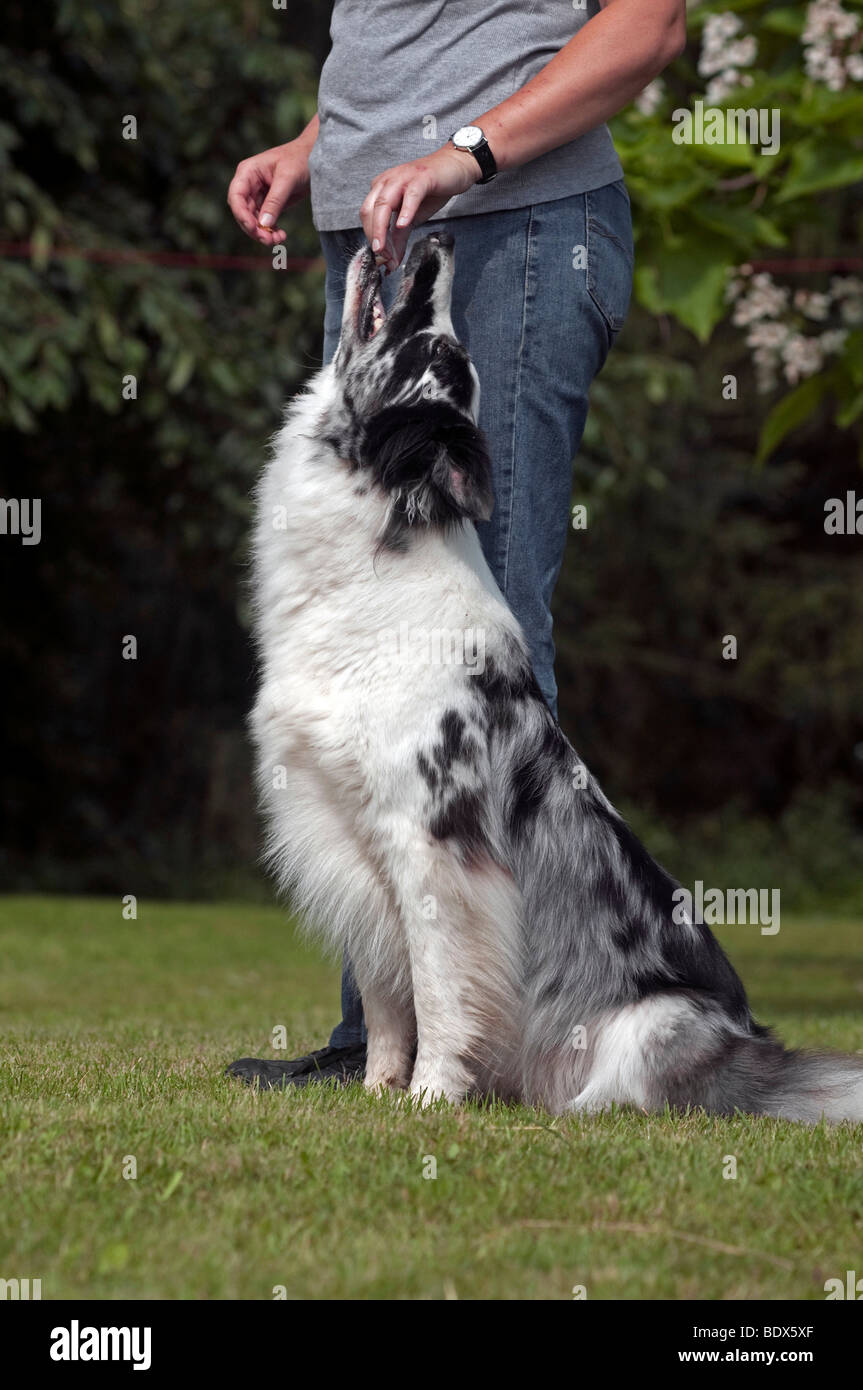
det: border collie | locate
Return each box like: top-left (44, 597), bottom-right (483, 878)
top-left (249, 231), bottom-right (862, 1122)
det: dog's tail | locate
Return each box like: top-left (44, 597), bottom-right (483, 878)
top-left (679, 1030), bottom-right (863, 1124)
top-left (548, 992), bottom-right (863, 1122)
top-left (757, 1045), bottom-right (863, 1124)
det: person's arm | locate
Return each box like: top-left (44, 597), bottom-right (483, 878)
top-left (363, 0), bottom-right (686, 269)
top-left (227, 115), bottom-right (319, 247)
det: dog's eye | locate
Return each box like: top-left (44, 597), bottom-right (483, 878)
top-left (432, 340), bottom-right (448, 359)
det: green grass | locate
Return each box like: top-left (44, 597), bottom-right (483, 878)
top-left (1, 895), bottom-right (862, 1300)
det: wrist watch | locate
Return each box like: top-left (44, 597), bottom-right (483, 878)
top-left (449, 125), bottom-right (497, 184)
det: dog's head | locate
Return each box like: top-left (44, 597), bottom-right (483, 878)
top-left (330, 232), bottom-right (493, 544)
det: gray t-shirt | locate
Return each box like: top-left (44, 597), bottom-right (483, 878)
top-left (309, 0), bottom-right (623, 231)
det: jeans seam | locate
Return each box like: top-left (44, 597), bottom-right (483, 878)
top-left (501, 204), bottom-right (536, 596)
top-left (585, 189), bottom-right (633, 337)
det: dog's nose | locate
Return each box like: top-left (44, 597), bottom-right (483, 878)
top-left (428, 229), bottom-right (454, 250)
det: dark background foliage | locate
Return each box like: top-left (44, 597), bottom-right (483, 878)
top-left (1, 0), bottom-right (862, 905)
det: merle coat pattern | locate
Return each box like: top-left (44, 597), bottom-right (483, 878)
top-left (250, 232), bottom-right (863, 1121)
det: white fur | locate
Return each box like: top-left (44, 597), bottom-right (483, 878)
top-left (566, 995), bottom-right (729, 1114)
top-left (251, 368), bottom-right (524, 1101)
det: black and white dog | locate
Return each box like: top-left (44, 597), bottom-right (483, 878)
top-left (250, 231), bottom-right (862, 1122)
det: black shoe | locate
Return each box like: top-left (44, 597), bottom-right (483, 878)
top-left (225, 1043), bottom-right (367, 1090)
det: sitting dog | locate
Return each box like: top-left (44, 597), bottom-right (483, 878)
top-left (248, 231), bottom-right (862, 1121)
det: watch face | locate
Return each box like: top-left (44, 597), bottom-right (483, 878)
top-left (454, 125), bottom-right (483, 149)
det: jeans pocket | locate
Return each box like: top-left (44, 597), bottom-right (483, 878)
top-left (586, 180), bottom-right (634, 338)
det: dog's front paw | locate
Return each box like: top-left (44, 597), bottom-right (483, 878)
top-left (408, 1060), bottom-right (469, 1107)
top-left (409, 1082), bottom-right (451, 1108)
top-left (364, 1068), bottom-right (409, 1094)
top-left (364, 1047), bottom-right (413, 1094)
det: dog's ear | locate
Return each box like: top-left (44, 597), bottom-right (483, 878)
top-left (361, 404), bottom-right (494, 527)
top-left (430, 414), bottom-right (495, 524)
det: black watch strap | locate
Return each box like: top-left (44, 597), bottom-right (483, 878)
top-left (450, 130), bottom-right (497, 185)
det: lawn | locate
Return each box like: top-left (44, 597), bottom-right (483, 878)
top-left (0, 894), bottom-right (861, 1301)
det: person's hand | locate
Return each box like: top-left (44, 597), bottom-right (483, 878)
top-left (228, 140), bottom-right (311, 247)
top-left (360, 146), bottom-right (479, 272)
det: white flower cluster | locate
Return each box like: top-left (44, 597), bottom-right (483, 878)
top-left (726, 272), bottom-right (789, 326)
top-left (831, 275), bottom-right (863, 321)
top-left (726, 268), bottom-right (861, 391)
top-left (698, 12), bottom-right (758, 103)
top-left (803, 0), bottom-right (863, 90)
top-left (635, 78), bottom-right (665, 116)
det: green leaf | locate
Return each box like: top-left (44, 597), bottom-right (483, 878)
top-left (30, 226), bottom-right (52, 271)
top-left (96, 310), bottom-right (120, 358)
top-left (691, 138), bottom-right (759, 170)
top-left (778, 139), bottom-right (863, 202)
top-left (167, 349), bottom-right (196, 394)
top-left (628, 172), bottom-right (711, 212)
top-left (7, 395), bottom-right (36, 432)
top-left (635, 235), bottom-right (733, 342)
top-left (755, 376), bottom-right (830, 465)
top-left (835, 388), bottom-right (863, 430)
top-left (690, 203), bottom-right (786, 251)
top-left (761, 7), bottom-right (805, 35)
top-left (838, 330), bottom-right (863, 388)
top-left (208, 359), bottom-right (241, 395)
top-left (792, 88), bottom-right (863, 128)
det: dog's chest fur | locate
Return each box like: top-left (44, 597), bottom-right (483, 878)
top-left (250, 375), bottom-right (521, 815)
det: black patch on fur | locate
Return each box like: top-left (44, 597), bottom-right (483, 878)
top-left (610, 916), bottom-right (648, 954)
top-left (508, 759), bottom-right (545, 835)
top-left (437, 710), bottom-right (466, 768)
top-left (359, 401), bottom-right (494, 547)
top-left (420, 713), bottom-right (483, 816)
top-left (429, 788), bottom-right (490, 866)
top-left (382, 256), bottom-right (437, 339)
top-left (417, 751), bottom-right (439, 792)
top-left (460, 736), bottom-right (481, 768)
top-left (585, 798), bottom-right (754, 1024)
top-left (429, 338), bottom-right (474, 411)
top-left (389, 336), bottom-right (436, 392)
top-left (471, 649), bottom-right (540, 737)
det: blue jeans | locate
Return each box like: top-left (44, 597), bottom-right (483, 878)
top-left (320, 183), bottom-right (633, 1048)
